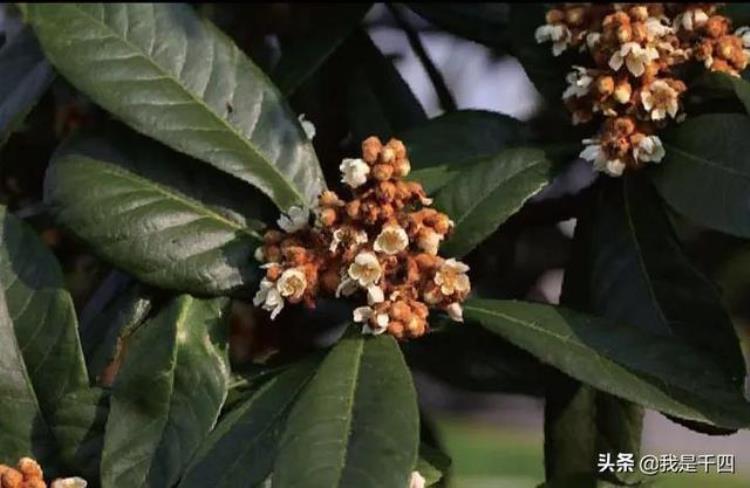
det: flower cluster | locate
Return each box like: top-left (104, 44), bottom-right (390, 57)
top-left (0, 458), bottom-right (86, 488)
top-left (536, 3), bottom-right (750, 176)
top-left (253, 137), bottom-right (470, 340)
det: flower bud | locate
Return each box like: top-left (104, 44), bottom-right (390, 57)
top-left (265, 264), bottom-right (282, 281)
top-left (319, 190), bottom-right (342, 207)
top-left (616, 23), bottom-right (632, 43)
top-left (629, 5), bottom-right (648, 22)
top-left (613, 81), bottom-right (632, 104)
top-left (718, 37), bottom-right (736, 60)
top-left (372, 164), bottom-right (394, 181)
top-left (346, 199), bottom-right (361, 219)
top-left (565, 7), bottom-right (585, 26)
top-left (390, 300), bottom-right (411, 321)
top-left (17, 458), bottom-right (42, 481)
top-left (376, 181), bottom-right (397, 202)
top-left (596, 76), bottom-right (615, 96)
top-left (381, 146), bottom-right (396, 163)
top-left (264, 245), bottom-right (281, 263)
top-left (362, 136), bottom-right (382, 164)
top-left (263, 230), bottom-right (284, 245)
top-left (1, 469), bottom-right (23, 488)
top-left (388, 321), bottom-right (405, 340)
top-left (387, 138), bottom-right (407, 159)
top-left (319, 208), bottom-right (337, 227)
top-left (706, 16), bottom-right (728, 38)
top-left (545, 9), bottom-right (564, 24)
top-left (393, 158), bottom-right (411, 177)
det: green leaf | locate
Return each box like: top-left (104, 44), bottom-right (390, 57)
top-left (406, 3), bottom-right (510, 49)
top-left (179, 356), bottom-right (321, 488)
top-left (692, 71), bottom-right (750, 114)
top-left (51, 387), bottom-right (110, 482)
top-left (273, 333), bottom-right (419, 488)
top-left (272, 4), bottom-right (372, 96)
top-left (100, 295), bottom-right (230, 488)
top-left (0, 25), bottom-right (55, 147)
top-left (581, 176), bottom-right (745, 385)
top-left (0, 284), bottom-right (56, 463)
top-left (27, 3), bottom-right (325, 210)
top-left (464, 299), bottom-right (750, 429)
top-left (416, 442), bottom-right (451, 487)
top-left (405, 323), bottom-right (547, 395)
top-left (45, 126), bottom-right (267, 296)
top-left (434, 147), bottom-right (553, 257)
top-left (401, 110), bottom-right (529, 194)
top-left (652, 113), bottom-right (750, 238)
top-left (345, 29), bottom-right (427, 142)
top-left (0, 206), bottom-right (91, 468)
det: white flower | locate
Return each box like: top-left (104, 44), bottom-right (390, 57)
top-left (330, 227), bottom-right (368, 253)
top-left (354, 306), bottom-right (389, 335)
top-left (434, 259), bottom-right (471, 296)
top-left (580, 141), bottom-right (626, 177)
top-left (347, 251), bottom-right (383, 287)
top-left (562, 66), bottom-right (593, 100)
top-left (51, 478), bottom-right (88, 488)
top-left (645, 16), bottom-right (673, 39)
top-left (417, 229), bottom-right (443, 256)
top-left (367, 285), bottom-right (385, 305)
top-left (336, 275), bottom-right (359, 298)
top-left (253, 278), bottom-right (284, 319)
top-left (446, 302), bottom-right (464, 323)
top-left (633, 135), bottom-right (666, 163)
top-left (675, 9), bottom-right (708, 32)
top-left (409, 471), bottom-right (426, 488)
top-left (277, 206), bottom-right (309, 233)
top-left (340, 158), bottom-right (370, 188)
top-left (736, 26), bottom-right (750, 49)
top-left (534, 24), bottom-right (571, 56)
top-left (608, 42), bottom-right (659, 77)
top-left (641, 80), bottom-right (679, 120)
top-left (374, 225), bottom-right (409, 255)
top-left (298, 113), bottom-right (316, 140)
top-left (276, 268), bottom-right (307, 300)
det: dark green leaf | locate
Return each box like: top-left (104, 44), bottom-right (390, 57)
top-left (652, 113), bottom-right (750, 238)
top-left (27, 3), bottom-right (325, 210)
top-left (272, 4), bottom-right (372, 96)
top-left (0, 206), bottom-right (91, 468)
top-left (401, 110), bottom-right (529, 194)
top-left (273, 333), bottom-right (419, 487)
top-left (100, 295), bottom-right (230, 488)
top-left (434, 147), bottom-right (553, 257)
top-left (0, 284), bottom-right (56, 464)
top-left (582, 176), bottom-right (744, 385)
top-left (416, 442), bottom-right (451, 487)
top-left (464, 299), bottom-right (750, 429)
top-left (45, 126), bottom-right (267, 296)
top-left (179, 356), bottom-right (321, 488)
top-left (345, 29), bottom-right (427, 142)
top-left (407, 3), bottom-right (510, 49)
top-left (0, 25), bottom-right (55, 146)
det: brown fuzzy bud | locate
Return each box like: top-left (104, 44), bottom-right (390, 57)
top-left (405, 315), bottom-right (426, 336)
top-left (710, 58), bottom-right (733, 73)
top-left (24, 480), bottom-right (45, 488)
top-left (433, 213), bottom-right (453, 235)
top-left (1, 469), bottom-right (23, 488)
top-left (372, 164), bottom-right (394, 181)
top-left (388, 321), bottom-right (405, 340)
top-left (264, 245), bottom-right (281, 263)
top-left (283, 246), bottom-right (308, 266)
top-left (718, 36), bottom-right (737, 60)
top-left (265, 264), bottom-right (282, 281)
top-left (415, 253), bottom-right (440, 270)
top-left (387, 138), bottom-right (407, 159)
top-left (16, 458), bottom-right (42, 480)
top-left (613, 81), bottom-right (632, 104)
top-left (706, 15), bottom-right (728, 38)
top-left (319, 208), bottom-right (337, 227)
top-left (392, 158), bottom-right (411, 177)
top-left (612, 116), bottom-right (636, 136)
top-left (376, 181), bottom-right (397, 202)
top-left (616, 23), bottom-right (632, 43)
top-left (411, 301), bottom-right (429, 319)
top-left (346, 199), bottom-right (361, 219)
top-left (565, 6), bottom-right (585, 26)
top-left (629, 5), bottom-right (649, 22)
top-left (380, 146), bottom-right (396, 163)
top-left (263, 230), bottom-right (284, 245)
top-left (596, 76), bottom-right (615, 96)
top-left (631, 21), bottom-right (648, 43)
top-left (380, 203), bottom-right (395, 221)
top-left (319, 190), bottom-right (342, 207)
top-left (362, 136), bottom-right (382, 164)
top-left (545, 9), bottom-right (564, 24)
top-left (390, 300), bottom-right (411, 321)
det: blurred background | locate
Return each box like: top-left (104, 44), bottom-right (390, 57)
top-left (3, 3), bottom-right (750, 487)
